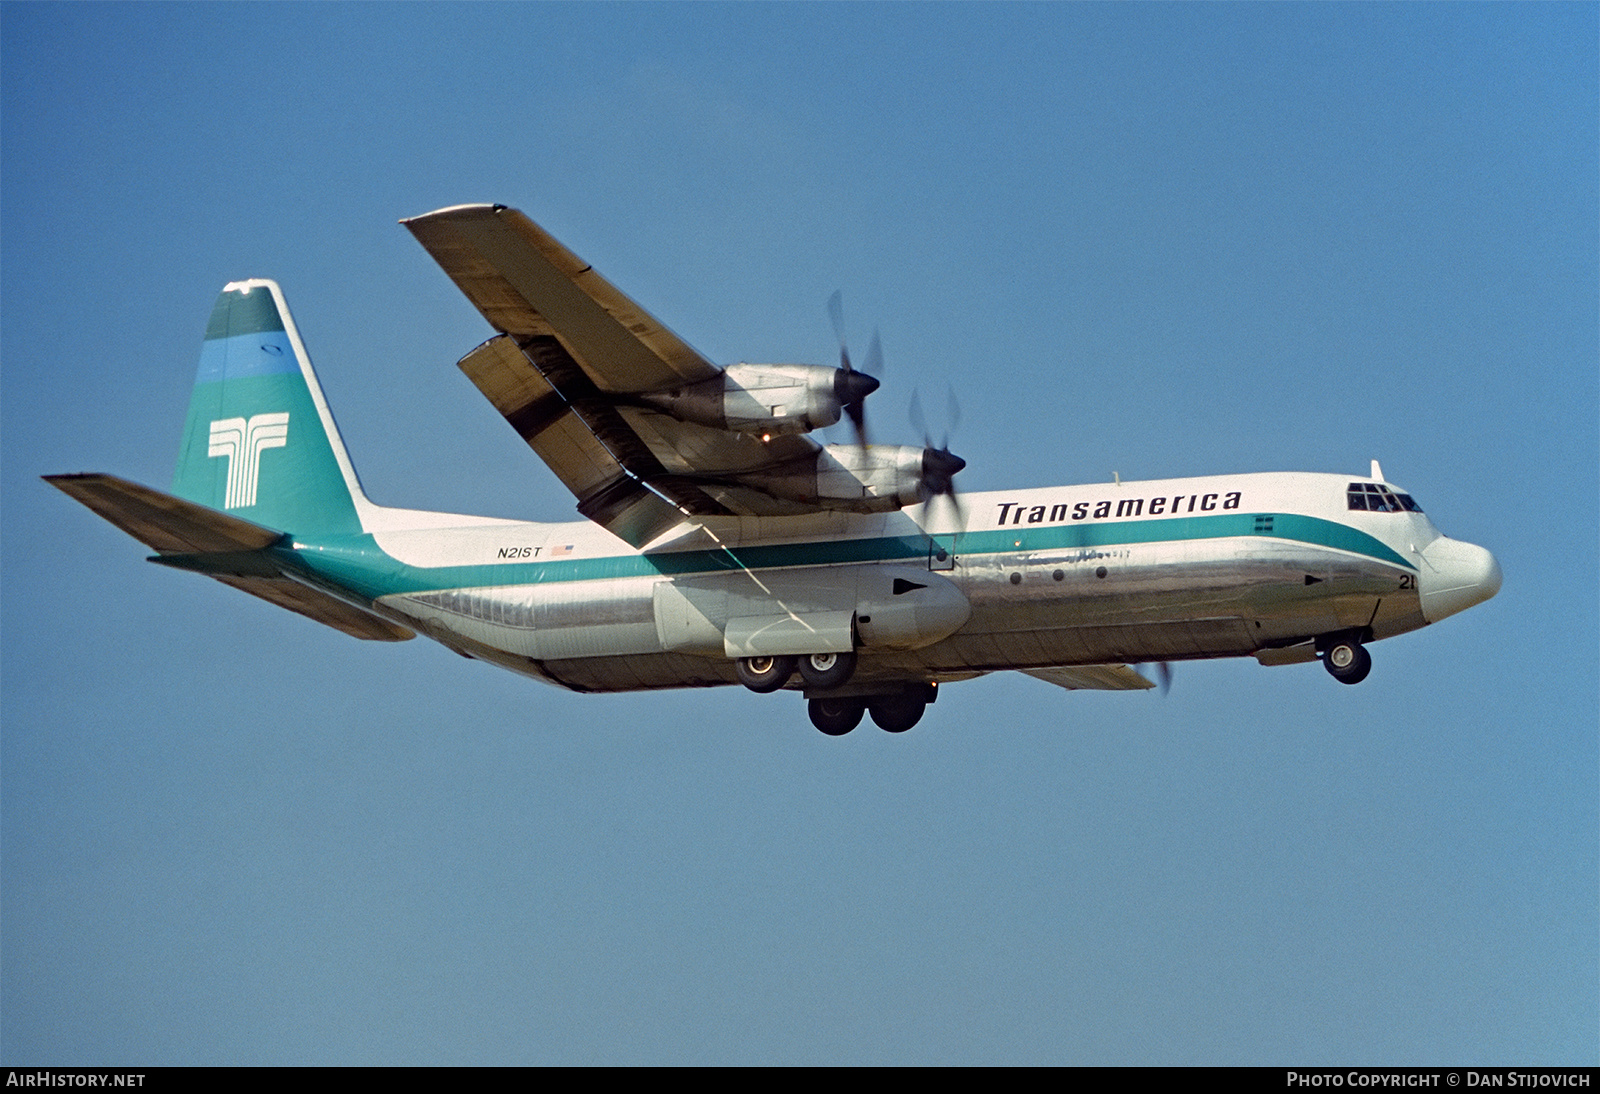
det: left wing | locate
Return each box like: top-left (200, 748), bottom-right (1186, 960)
top-left (1022, 665), bottom-right (1158, 691)
top-left (403, 203), bottom-right (721, 393)
top-left (404, 205), bottom-right (931, 544)
top-left (455, 334), bottom-right (722, 547)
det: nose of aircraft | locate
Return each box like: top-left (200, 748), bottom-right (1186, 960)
top-left (1418, 536), bottom-right (1502, 623)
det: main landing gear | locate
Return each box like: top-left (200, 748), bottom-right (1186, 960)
top-left (738, 652), bottom-right (930, 735)
top-left (1322, 635), bottom-right (1372, 685)
top-left (736, 651), bottom-right (858, 693)
top-left (805, 686), bottom-right (934, 736)
top-left (798, 651), bottom-right (855, 689)
top-left (735, 655), bottom-right (797, 693)
top-left (808, 696), bottom-right (865, 736)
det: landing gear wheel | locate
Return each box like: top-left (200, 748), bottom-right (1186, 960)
top-left (736, 655), bottom-right (797, 693)
top-left (1324, 641), bottom-right (1372, 685)
top-left (869, 695), bottom-right (926, 733)
top-left (808, 697), bottom-right (865, 736)
top-left (798, 650), bottom-right (857, 690)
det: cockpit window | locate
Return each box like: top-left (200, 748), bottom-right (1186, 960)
top-left (1348, 483), bottom-right (1422, 513)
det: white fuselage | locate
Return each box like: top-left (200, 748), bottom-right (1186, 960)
top-left (289, 469), bottom-right (1498, 694)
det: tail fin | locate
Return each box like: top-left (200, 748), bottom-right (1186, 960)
top-left (171, 280), bottom-right (368, 535)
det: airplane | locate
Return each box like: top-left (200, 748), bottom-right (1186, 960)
top-left (46, 204), bottom-right (1502, 735)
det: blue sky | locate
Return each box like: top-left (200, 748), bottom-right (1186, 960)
top-left (3, 2), bottom-right (1595, 1065)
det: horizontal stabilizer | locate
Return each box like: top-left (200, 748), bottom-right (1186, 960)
top-left (209, 575), bottom-right (414, 641)
top-left (45, 473), bottom-right (284, 553)
top-left (45, 473), bottom-right (413, 642)
top-left (1022, 664), bottom-right (1157, 691)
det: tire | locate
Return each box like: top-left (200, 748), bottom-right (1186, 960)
top-left (868, 695), bottom-right (926, 733)
top-left (809, 697), bottom-right (864, 735)
top-left (798, 650), bottom-right (857, 690)
top-left (736, 655), bottom-right (797, 693)
top-left (1324, 641), bottom-right (1372, 685)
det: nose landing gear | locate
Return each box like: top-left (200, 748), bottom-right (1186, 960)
top-left (1322, 638), bottom-right (1372, 684)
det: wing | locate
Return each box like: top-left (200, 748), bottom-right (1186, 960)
top-left (404, 205), bottom-right (908, 545)
top-left (454, 333), bottom-right (823, 544)
top-left (1021, 664), bottom-right (1158, 691)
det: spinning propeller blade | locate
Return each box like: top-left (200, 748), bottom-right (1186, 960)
top-left (826, 291), bottom-right (879, 449)
top-left (1135, 662), bottom-right (1175, 695)
top-left (909, 387), bottom-right (966, 527)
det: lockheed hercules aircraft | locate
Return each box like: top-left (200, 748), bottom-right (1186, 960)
top-left (48, 205), bottom-right (1501, 734)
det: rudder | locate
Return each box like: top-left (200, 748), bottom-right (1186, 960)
top-left (172, 280), bottom-right (367, 534)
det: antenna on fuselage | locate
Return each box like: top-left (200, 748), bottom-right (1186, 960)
top-left (1370, 459), bottom-right (1385, 482)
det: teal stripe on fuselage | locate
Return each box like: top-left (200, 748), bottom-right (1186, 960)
top-left (280, 511), bottom-right (1413, 603)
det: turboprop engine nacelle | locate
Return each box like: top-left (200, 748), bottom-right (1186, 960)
top-left (732, 444), bottom-right (931, 512)
top-left (639, 363), bottom-right (877, 436)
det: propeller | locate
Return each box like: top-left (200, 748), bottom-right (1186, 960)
top-left (1136, 661), bottom-right (1174, 695)
top-left (827, 291), bottom-right (880, 449)
top-left (909, 387), bottom-right (966, 525)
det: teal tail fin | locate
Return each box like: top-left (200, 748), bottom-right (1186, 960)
top-left (171, 280), bottom-right (367, 535)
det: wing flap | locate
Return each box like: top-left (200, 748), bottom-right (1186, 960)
top-left (459, 337), bottom-right (626, 501)
top-left (457, 336), bottom-right (699, 546)
top-left (1022, 664), bottom-right (1157, 691)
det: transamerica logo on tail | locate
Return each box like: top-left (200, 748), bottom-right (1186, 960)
top-left (208, 413), bottom-right (289, 508)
